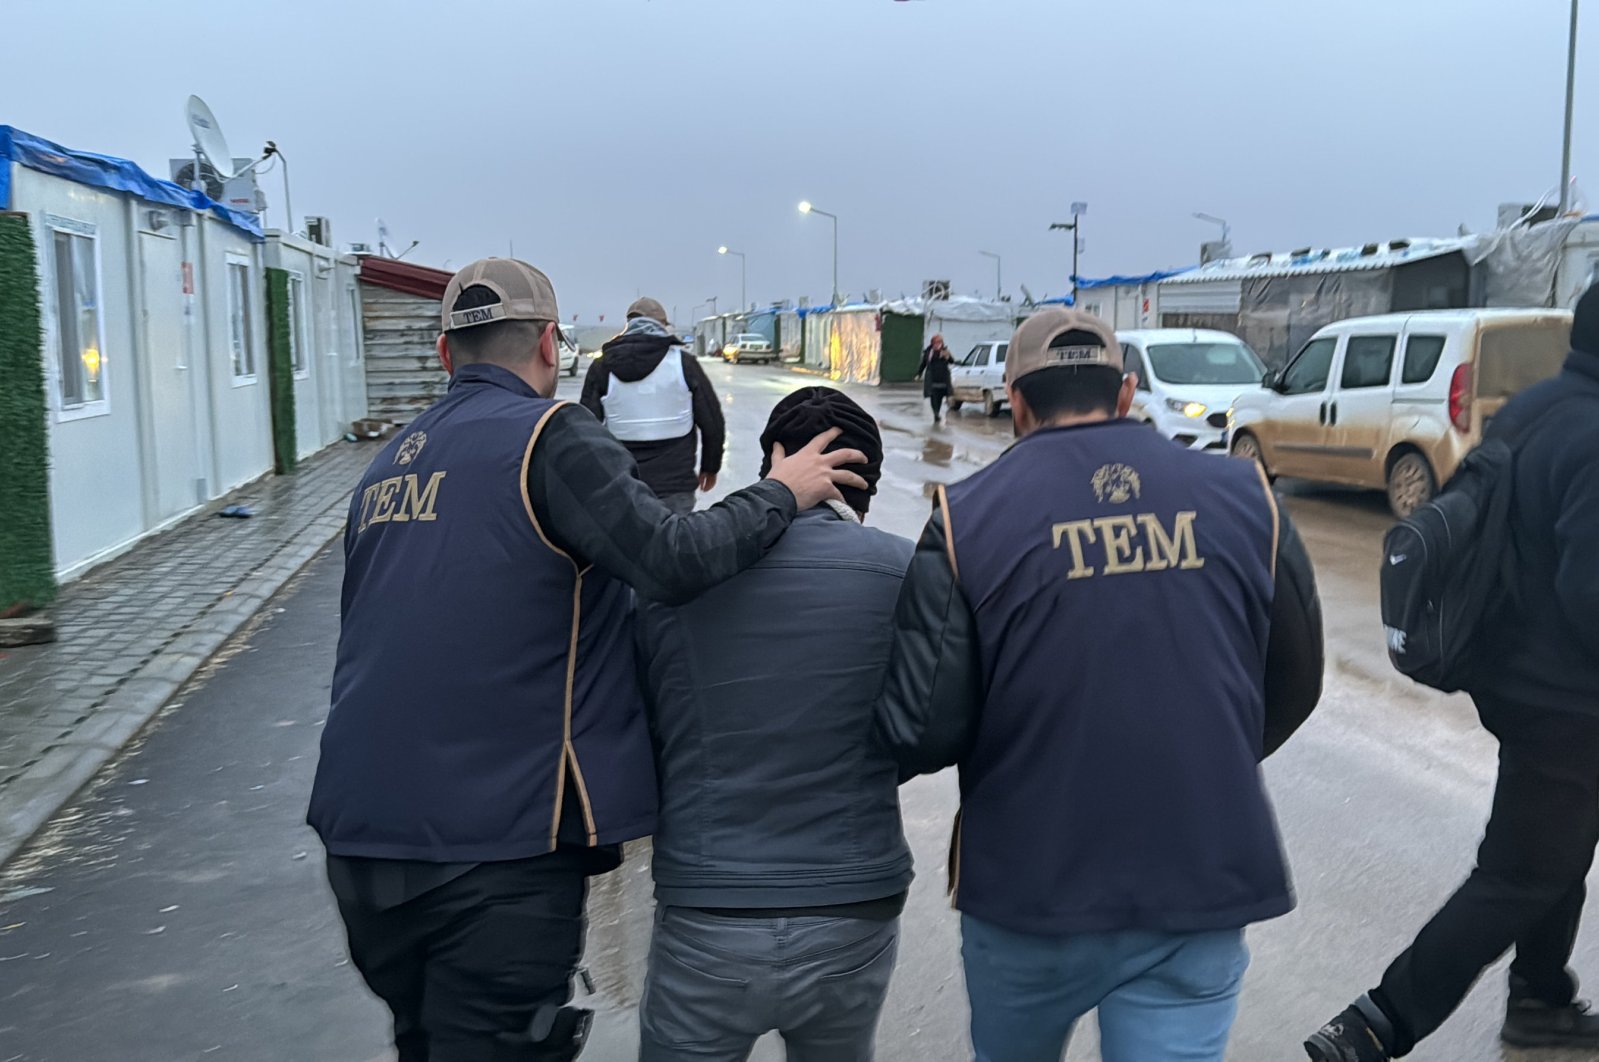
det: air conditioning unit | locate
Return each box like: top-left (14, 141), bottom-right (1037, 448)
top-left (922, 279), bottom-right (952, 301)
top-left (348, 242), bottom-right (374, 255)
top-left (168, 158), bottom-right (264, 217)
top-left (1200, 239), bottom-right (1233, 264)
top-left (304, 216), bottom-right (332, 245)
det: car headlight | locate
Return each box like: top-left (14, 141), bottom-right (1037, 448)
top-left (1165, 399), bottom-right (1208, 419)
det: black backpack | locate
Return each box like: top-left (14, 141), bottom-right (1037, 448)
top-left (1380, 440), bottom-right (1517, 693)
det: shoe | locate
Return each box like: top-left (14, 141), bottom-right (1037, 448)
top-left (1501, 997), bottom-right (1599, 1048)
top-left (1305, 1006), bottom-right (1391, 1061)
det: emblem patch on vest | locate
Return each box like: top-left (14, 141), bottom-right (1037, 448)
top-left (395, 431), bottom-right (428, 466)
top-left (1091, 463), bottom-right (1141, 504)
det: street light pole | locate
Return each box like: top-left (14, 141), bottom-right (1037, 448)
top-left (799, 201), bottom-right (840, 306)
top-left (718, 246), bottom-right (747, 311)
top-left (979, 250), bottom-right (1003, 300)
top-left (1560, 0), bottom-right (1581, 213)
top-left (1049, 202), bottom-right (1088, 302)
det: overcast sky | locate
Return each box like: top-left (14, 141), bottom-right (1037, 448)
top-left (2, 0), bottom-right (1592, 324)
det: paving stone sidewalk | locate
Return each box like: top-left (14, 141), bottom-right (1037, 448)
top-left (0, 441), bottom-right (378, 865)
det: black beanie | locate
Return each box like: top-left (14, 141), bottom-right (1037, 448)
top-left (1573, 282), bottom-right (1599, 356)
top-left (758, 387), bottom-right (884, 514)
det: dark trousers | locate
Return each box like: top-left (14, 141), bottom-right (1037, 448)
top-left (639, 907), bottom-right (899, 1061)
top-left (1371, 697), bottom-right (1599, 1055)
top-left (929, 393), bottom-right (947, 419)
top-left (333, 859), bottom-right (587, 1062)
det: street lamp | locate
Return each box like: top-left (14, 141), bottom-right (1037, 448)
top-left (1048, 201), bottom-right (1087, 301)
top-left (798, 200), bottom-right (840, 306)
top-left (1560, 0), bottom-right (1581, 213)
top-left (718, 246), bottom-right (747, 312)
top-left (979, 250), bottom-right (1003, 300)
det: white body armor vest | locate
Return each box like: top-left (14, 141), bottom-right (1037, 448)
top-left (602, 348), bottom-right (695, 442)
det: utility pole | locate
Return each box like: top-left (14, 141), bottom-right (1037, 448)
top-left (1048, 202), bottom-right (1087, 302)
top-left (1560, 0), bottom-right (1581, 213)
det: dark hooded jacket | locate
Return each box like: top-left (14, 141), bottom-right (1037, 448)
top-left (1475, 342), bottom-right (1599, 713)
top-left (581, 326), bottom-right (725, 496)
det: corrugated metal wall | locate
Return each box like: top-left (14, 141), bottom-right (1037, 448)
top-left (361, 284), bottom-right (445, 424)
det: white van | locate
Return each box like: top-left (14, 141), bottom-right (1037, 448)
top-left (1228, 309), bottom-right (1572, 516)
top-left (1118, 329), bottom-right (1267, 451)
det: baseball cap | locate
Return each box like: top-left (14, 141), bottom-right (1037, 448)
top-left (627, 296), bottom-right (669, 324)
top-left (441, 258), bottom-right (560, 332)
top-left (1005, 308), bottom-right (1123, 386)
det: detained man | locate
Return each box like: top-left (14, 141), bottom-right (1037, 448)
top-left (635, 387), bottom-right (914, 1061)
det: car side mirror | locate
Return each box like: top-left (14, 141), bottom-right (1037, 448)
top-left (1261, 369), bottom-right (1282, 391)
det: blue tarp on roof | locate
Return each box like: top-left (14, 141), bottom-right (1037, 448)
top-left (1074, 267), bottom-right (1196, 289)
top-left (0, 125), bottom-right (264, 239)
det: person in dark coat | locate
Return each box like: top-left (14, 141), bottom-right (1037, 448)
top-left (877, 308), bottom-right (1323, 1062)
top-left (1307, 283), bottom-right (1599, 1061)
top-left (917, 333), bottom-right (955, 423)
top-left (634, 387), bottom-right (913, 1060)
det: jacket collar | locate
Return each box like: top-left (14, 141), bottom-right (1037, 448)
top-left (448, 362), bottom-right (541, 399)
top-left (1567, 348), bottom-right (1599, 387)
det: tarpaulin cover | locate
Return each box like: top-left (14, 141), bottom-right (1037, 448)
top-left (830, 308), bottom-right (883, 385)
top-left (1466, 192), bottom-right (1588, 308)
top-left (0, 125), bottom-right (264, 239)
top-left (1076, 268), bottom-right (1195, 290)
top-left (880, 295), bottom-right (1015, 322)
top-left (1237, 271), bottom-right (1393, 368)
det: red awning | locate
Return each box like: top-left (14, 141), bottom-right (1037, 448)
top-left (358, 256), bottom-right (452, 300)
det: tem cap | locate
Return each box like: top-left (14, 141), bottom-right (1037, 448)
top-left (1005, 308), bottom-right (1123, 385)
top-left (441, 258), bottom-right (560, 332)
top-left (627, 297), bottom-right (668, 324)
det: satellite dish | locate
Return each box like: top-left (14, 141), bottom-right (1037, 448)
top-left (186, 95), bottom-right (235, 180)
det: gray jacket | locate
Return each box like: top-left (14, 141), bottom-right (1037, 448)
top-left (637, 506), bottom-right (915, 909)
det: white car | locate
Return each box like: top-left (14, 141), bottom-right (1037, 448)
top-left (558, 327), bottom-right (581, 377)
top-left (1118, 329), bottom-right (1266, 451)
top-left (723, 333), bottom-right (776, 364)
top-left (949, 340), bottom-right (1011, 417)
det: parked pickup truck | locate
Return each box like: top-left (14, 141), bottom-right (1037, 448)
top-left (722, 333), bottom-right (777, 364)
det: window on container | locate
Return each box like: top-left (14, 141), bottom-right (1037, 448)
top-left (50, 226), bottom-right (106, 409)
top-left (1401, 335), bottom-right (1447, 384)
top-left (288, 273), bottom-right (308, 375)
top-left (1339, 335), bottom-right (1397, 390)
top-left (228, 260), bottom-right (256, 379)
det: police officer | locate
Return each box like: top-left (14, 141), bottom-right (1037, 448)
top-left (307, 257), bottom-right (865, 1062)
top-left (875, 308), bottom-right (1324, 1062)
top-left (580, 297), bottom-right (725, 513)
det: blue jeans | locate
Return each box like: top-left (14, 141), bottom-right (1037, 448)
top-left (961, 915), bottom-right (1249, 1062)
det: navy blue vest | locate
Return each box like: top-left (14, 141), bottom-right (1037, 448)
top-left (943, 419), bottom-right (1289, 935)
top-left (308, 364), bottom-right (656, 862)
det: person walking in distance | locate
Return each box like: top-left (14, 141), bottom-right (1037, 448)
top-left (634, 387), bottom-right (913, 1061)
top-left (307, 258), bottom-right (866, 1062)
top-left (877, 308), bottom-right (1324, 1062)
top-left (917, 333), bottom-right (955, 423)
top-left (581, 297), bottom-right (725, 514)
top-left (1306, 283), bottom-right (1599, 1060)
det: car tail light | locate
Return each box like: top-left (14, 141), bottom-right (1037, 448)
top-left (1448, 364), bottom-right (1473, 433)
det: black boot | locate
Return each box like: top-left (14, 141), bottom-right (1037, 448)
top-left (1501, 996), bottom-right (1599, 1049)
top-left (1304, 998), bottom-right (1394, 1062)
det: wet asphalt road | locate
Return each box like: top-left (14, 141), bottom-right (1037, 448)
top-left (0, 360), bottom-right (1589, 1061)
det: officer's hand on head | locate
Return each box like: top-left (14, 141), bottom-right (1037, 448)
top-left (767, 427), bottom-right (869, 510)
